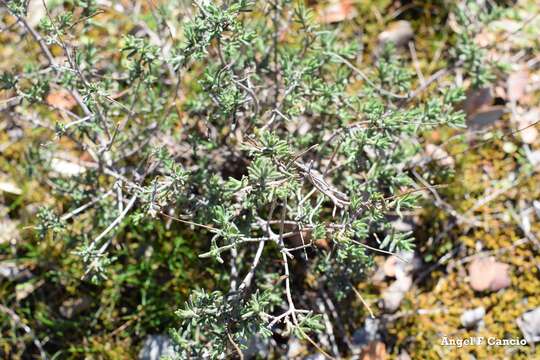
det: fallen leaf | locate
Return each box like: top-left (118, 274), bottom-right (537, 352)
top-left (507, 70), bottom-right (529, 103)
top-left (314, 238), bottom-right (329, 250)
top-left (46, 90), bottom-right (77, 110)
top-left (318, 0), bottom-right (357, 24)
top-left (378, 21), bottom-right (413, 48)
top-left (467, 106), bottom-right (504, 130)
top-left (360, 341), bottom-right (387, 360)
top-left (468, 257), bottom-right (511, 292)
top-left (463, 87), bottom-right (493, 117)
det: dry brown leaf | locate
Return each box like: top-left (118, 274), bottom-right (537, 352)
top-left (314, 238), bottom-right (330, 250)
top-left (318, 0), bottom-right (356, 24)
top-left (463, 87), bottom-right (493, 117)
top-left (360, 341), bottom-right (387, 360)
top-left (46, 90), bottom-right (77, 110)
top-left (468, 257), bottom-right (511, 292)
top-left (467, 106), bottom-right (504, 130)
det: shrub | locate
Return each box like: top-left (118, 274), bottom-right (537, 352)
top-left (1, 0), bottom-right (497, 358)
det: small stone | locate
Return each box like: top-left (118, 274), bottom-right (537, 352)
top-left (521, 127), bottom-right (538, 144)
top-left (460, 307), bottom-right (485, 329)
top-left (503, 142), bottom-right (517, 154)
top-left (139, 335), bottom-right (174, 360)
top-left (352, 318), bottom-right (381, 348)
top-left (468, 257), bottom-right (511, 292)
top-left (378, 21), bottom-right (414, 47)
top-left (514, 108), bottom-right (540, 144)
top-left (517, 308), bottom-right (540, 344)
top-left (507, 70), bottom-right (529, 103)
top-left (0, 180), bottom-right (22, 195)
top-left (383, 256), bottom-right (397, 278)
top-left (382, 251), bottom-right (418, 279)
top-left (382, 275), bottom-right (412, 313)
top-left (287, 337), bottom-right (306, 358)
top-left (397, 349), bottom-right (411, 360)
top-left (0, 261), bottom-right (32, 281)
top-left (304, 354), bottom-right (326, 360)
top-left (533, 200), bottom-right (540, 219)
top-left (242, 335), bottom-right (269, 359)
top-left (525, 150), bottom-right (540, 168)
top-left (0, 219), bottom-right (20, 245)
top-left (50, 158), bottom-right (86, 177)
top-left (425, 144), bottom-right (454, 167)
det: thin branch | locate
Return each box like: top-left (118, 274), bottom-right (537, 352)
top-left (350, 285), bottom-right (375, 319)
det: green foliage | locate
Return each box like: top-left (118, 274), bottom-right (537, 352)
top-left (0, 0), bottom-right (503, 358)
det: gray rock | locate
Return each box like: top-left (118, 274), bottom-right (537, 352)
top-left (382, 275), bottom-right (412, 313)
top-left (139, 335), bottom-right (175, 360)
top-left (303, 354), bottom-right (326, 360)
top-left (397, 349), bottom-right (412, 360)
top-left (242, 335), bottom-right (269, 359)
top-left (533, 200), bottom-right (540, 219)
top-left (378, 21), bottom-right (414, 48)
top-left (0, 261), bottom-right (32, 281)
top-left (287, 337), bottom-right (305, 358)
top-left (517, 307), bottom-right (540, 344)
top-left (352, 317), bottom-right (381, 348)
top-left (460, 307), bottom-right (485, 329)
